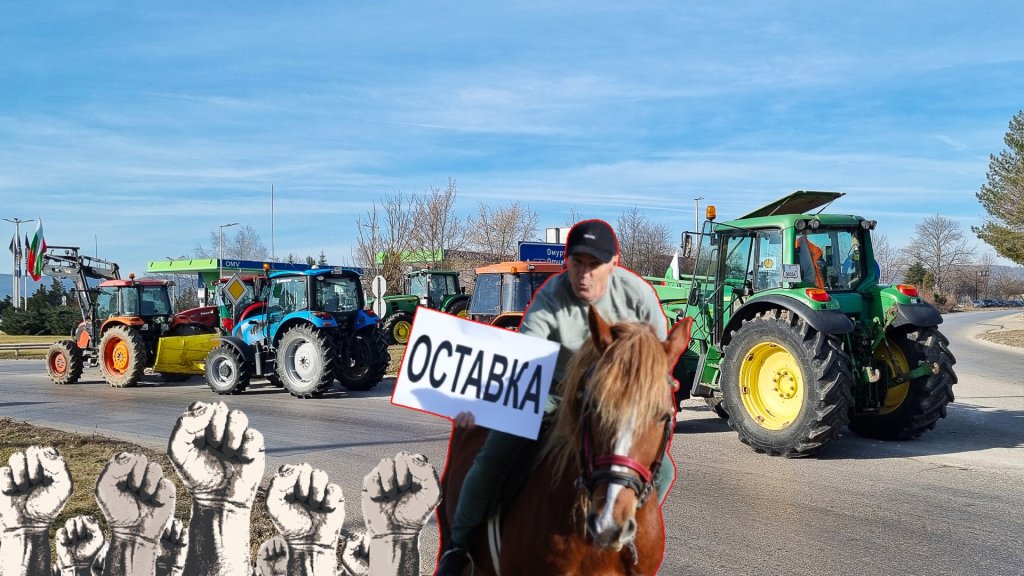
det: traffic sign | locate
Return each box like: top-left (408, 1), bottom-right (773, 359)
top-left (371, 275), bottom-right (388, 317)
top-left (222, 273), bottom-right (248, 306)
top-left (517, 241), bottom-right (565, 264)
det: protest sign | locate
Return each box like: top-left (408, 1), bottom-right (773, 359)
top-left (391, 307), bottom-right (559, 440)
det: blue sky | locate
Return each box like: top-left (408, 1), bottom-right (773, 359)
top-left (3, 1), bottom-right (1023, 276)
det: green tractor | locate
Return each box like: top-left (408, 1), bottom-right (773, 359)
top-left (655, 191), bottom-right (956, 457)
top-left (379, 269), bottom-right (470, 344)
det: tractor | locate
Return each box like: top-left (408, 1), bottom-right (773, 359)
top-left (203, 266), bottom-right (390, 398)
top-left (655, 191), bottom-right (957, 457)
top-left (467, 261), bottom-right (562, 330)
top-left (42, 246), bottom-right (217, 387)
top-left (378, 269), bottom-right (471, 344)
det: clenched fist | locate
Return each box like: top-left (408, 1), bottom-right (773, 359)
top-left (55, 515), bottom-right (105, 574)
top-left (0, 445), bottom-right (73, 530)
top-left (266, 463), bottom-right (345, 548)
top-left (95, 452), bottom-right (177, 544)
top-left (362, 452), bottom-right (440, 536)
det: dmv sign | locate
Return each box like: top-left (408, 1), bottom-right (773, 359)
top-left (391, 307), bottom-right (559, 440)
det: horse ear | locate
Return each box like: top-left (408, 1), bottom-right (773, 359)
top-left (663, 316), bottom-right (693, 369)
top-left (588, 305), bottom-right (613, 353)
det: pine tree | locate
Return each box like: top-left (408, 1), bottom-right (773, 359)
top-left (975, 110), bottom-right (1024, 265)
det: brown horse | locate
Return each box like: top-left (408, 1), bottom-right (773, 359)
top-left (439, 306), bottom-right (691, 575)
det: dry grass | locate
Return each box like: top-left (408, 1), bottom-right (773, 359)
top-left (977, 329), bottom-right (1024, 348)
top-left (0, 418), bottom-right (277, 565)
top-left (0, 334), bottom-right (63, 360)
top-left (386, 344), bottom-right (406, 375)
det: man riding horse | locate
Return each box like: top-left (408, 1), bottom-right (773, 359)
top-left (437, 219), bottom-right (678, 575)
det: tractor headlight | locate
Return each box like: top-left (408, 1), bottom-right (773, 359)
top-left (809, 218), bottom-right (821, 230)
top-left (795, 219), bottom-right (807, 231)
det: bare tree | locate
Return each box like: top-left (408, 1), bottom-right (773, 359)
top-left (564, 206), bottom-right (585, 227)
top-left (905, 215), bottom-right (976, 295)
top-left (409, 178), bottom-right (466, 269)
top-left (467, 201), bottom-right (540, 261)
top-left (871, 233), bottom-right (903, 285)
top-left (193, 225), bottom-right (268, 261)
top-left (354, 192), bottom-right (416, 291)
top-left (615, 207), bottom-right (672, 276)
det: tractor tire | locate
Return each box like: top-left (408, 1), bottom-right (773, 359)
top-left (720, 309), bottom-right (853, 457)
top-left (848, 327), bottom-right (956, 440)
top-left (266, 374), bottom-right (284, 388)
top-left (446, 299), bottom-right (470, 318)
top-left (337, 329), bottom-right (389, 391)
top-left (47, 340), bottom-right (84, 385)
top-left (204, 345), bottom-right (251, 395)
top-left (99, 325), bottom-right (148, 387)
top-left (382, 312), bottom-right (414, 345)
top-left (276, 326), bottom-right (337, 398)
top-left (705, 396), bottom-right (729, 419)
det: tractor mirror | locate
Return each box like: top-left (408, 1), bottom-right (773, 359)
top-left (683, 234), bottom-right (694, 258)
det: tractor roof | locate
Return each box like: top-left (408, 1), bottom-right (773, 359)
top-left (407, 269), bottom-right (458, 276)
top-left (99, 278), bottom-right (170, 288)
top-left (268, 266), bottom-right (360, 279)
top-left (475, 261), bottom-right (564, 274)
top-left (738, 191), bottom-right (845, 219)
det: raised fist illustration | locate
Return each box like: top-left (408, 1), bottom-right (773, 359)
top-left (168, 401), bottom-right (265, 508)
top-left (0, 445), bottom-right (73, 530)
top-left (95, 452), bottom-right (177, 544)
top-left (338, 529), bottom-right (369, 576)
top-left (55, 515), bottom-right (105, 575)
top-left (266, 463), bottom-right (345, 548)
top-left (155, 519), bottom-right (188, 576)
top-left (361, 452), bottom-right (440, 536)
top-left (253, 535), bottom-right (288, 576)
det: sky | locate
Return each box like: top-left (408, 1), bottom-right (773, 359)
top-left (3, 1), bottom-right (1024, 277)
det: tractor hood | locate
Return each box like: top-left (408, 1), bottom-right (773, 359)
top-left (739, 191), bottom-right (845, 219)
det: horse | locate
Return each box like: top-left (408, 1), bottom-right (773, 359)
top-left (438, 306), bottom-right (692, 575)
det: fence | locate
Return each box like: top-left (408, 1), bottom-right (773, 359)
top-left (0, 343), bottom-right (52, 358)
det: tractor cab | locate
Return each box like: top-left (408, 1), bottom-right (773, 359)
top-left (404, 270), bottom-right (463, 310)
top-left (468, 261), bottom-right (562, 329)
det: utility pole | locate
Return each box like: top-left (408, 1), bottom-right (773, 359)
top-left (693, 196), bottom-right (704, 233)
top-left (3, 217), bottom-right (34, 310)
top-left (219, 222), bottom-right (240, 282)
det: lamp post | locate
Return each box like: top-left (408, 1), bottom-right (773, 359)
top-left (219, 222), bottom-right (239, 281)
top-left (3, 217), bottom-right (34, 310)
top-left (693, 196), bottom-right (704, 233)
top-left (975, 269), bottom-right (989, 300)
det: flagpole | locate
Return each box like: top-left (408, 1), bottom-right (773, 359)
top-left (3, 217), bottom-right (33, 310)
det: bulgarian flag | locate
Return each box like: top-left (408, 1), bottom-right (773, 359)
top-left (26, 218), bottom-right (46, 281)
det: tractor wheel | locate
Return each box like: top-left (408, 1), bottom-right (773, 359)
top-left (720, 309), bottom-right (853, 457)
top-left (267, 374), bottom-right (284, 388)
top-left (99, 326), bottom-right (148, 387)
top-left (705, 397), bottom-right (729, 419)
top-left (848, 327), bottom-right (956, 440)
top-left (47, 340), bottom-right (84, 385)
top-left (382, 312), bottom-right (414, 345)
top-left (446, 299), bottom-right (470, 318)
top-left (276, 326), bottom-right (337, 398)
top-left (337, 329), bottom-right (389, 391)
top-left (204, 345), bottom-right (251, 395)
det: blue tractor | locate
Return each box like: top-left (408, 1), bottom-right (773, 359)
top-left (203, 267), bottom-right (389, 398)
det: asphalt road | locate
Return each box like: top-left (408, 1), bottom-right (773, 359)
top-left (1, 310), bottom-right (1022, 575)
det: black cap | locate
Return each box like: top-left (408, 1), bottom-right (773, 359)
top-left (566, 219), bottom-right (618, 263)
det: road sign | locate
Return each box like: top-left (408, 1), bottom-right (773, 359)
top-left (222, 273), bottom-right (248, 306)
top-left (371, 275), bottom-right (388, 317)
top-left (517, 241), bottom-right (565, 264)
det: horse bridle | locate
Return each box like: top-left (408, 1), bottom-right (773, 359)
top-left (575, 379), bottom-right (674, 508)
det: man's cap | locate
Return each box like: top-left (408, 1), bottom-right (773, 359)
top-left (566, 219), bottom-right (618, 263)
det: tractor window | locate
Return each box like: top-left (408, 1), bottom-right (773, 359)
top-left (723, 235), bottom-right (754, 284)
top-left (96, 287), bottom-right (118, 318)
top-left (318, 277), bottom-right (360, 312)
top-left (429, 275), bottom-right (449, 306)
top-left (469, 274), bottom-right (500, 316)
top-left (121, 288), bottom-right (140, 316)
top-left (408, 275), bottom-right (428, 297)
top-left (140, 286), bottom-right (173, 315)
top-left (503, 272), bottom-right (551, 313)
top-left (754, 230), bottom-right (784, 290)
top-left (796, 229), bottom-right (863, 290)
top-left (269, 277), bottom-right (307, 316)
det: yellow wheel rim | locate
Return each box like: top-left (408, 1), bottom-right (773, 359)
top-left (457, 309), bottom-right (469, 318)
top-left (394, 320), bottom-right (412, 343)
top-left (738, 341), bottom-right (803, 430)
top-left (874, 338), bottom-right (910, 415)
top-left (105, 338), bottom-right (130, 374)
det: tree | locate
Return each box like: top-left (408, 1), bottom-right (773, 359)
top-left (193, 225), bottom-right (268, 261)
top-left (905, 215), bottom-right (975, 294)
top-left (975, 110), bottom-right (1024, 265)
top-left (871, 233), bottom-right (903, 285)
top-left (409, 178), bottom-right (466, 269)
top-left (353, 192), bottom-right (416, 291)
top-left (466, 201), bottom-right (540, 261)
top-left (317, 251), bottom-right (328, 266)
top-left (615, 207), bottom-right (672, 276)
top-left (903, 261), bottom-right (929, 289)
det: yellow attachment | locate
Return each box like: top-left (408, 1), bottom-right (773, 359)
top-left (873, 338), bottom-right (911, 415)
top-left (739, 341), bottom-right (803, 429)
top-left (152, 334), bottom-right (219, 375)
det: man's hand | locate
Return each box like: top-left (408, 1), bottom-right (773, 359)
top-left (253, 535), bottom-right (288, 576)
top-left (452, 412), bottom-right (476, 430)
top-left (55, 516), bottom-right (105, 576)
top-left (167, 401), bottom-right (265, 508)
top-left (155, 519), bottom-right (188, 576)
top-left (0, 445), bottom-right (73, 530)
top-left (95, 452), bottom-right (177, 544)
top-left (362, 452), bottom-right (440, 536)
top-left (266, 463), bottom-right (345, 546)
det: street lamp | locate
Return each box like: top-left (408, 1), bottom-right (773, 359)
top-left (219, 222), bottom-right (239, 281)
top-left (693, 197), bottom-right (704, 233)
top-left (975, 269), bottom-right (989, 300)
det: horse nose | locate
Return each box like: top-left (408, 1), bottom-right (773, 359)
top-left (620, 517), bottom-right (637, 543)
top-left (587, 512), bottom-right (635, 549)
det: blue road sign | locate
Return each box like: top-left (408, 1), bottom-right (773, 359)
top-left (518, 241), bottom-right (565, 264)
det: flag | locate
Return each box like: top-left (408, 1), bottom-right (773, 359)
top-left (9, 234), bottom-right (21, 278)
top-left (26, 219), bottom-right (46, 281)
top-left (668, 248), bottom-right (680, 280)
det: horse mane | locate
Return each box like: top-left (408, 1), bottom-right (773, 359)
top-left (541, 321), bottom-right (669, 486)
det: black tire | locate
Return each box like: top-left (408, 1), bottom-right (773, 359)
top-left (382, 312), bottom-right (414, 345)
top-left (445, 298), bottom-right (469, 318)
top-left (705, 396), bottom-right (729, 419)
top-left (720, 309), bottom-right (853, 457)
top-left (204, 345), bottom-right (251, 395)
top-left (266, 374), bottom-right (284, 388)
top-left (47, 340), bottom-right (84, 385)
top-left (99, 325), bottom-right (147, 387)
top-left (337, 329), bottom-right (389, 391)
top-left (848, 327), bottom-right (956, 440)
top-left (276, 325), bottom-right (337, 398)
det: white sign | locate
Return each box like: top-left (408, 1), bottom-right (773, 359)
top-left (371, 275), bottom-right (387, 297)
top-left (782, 264), bottom-right (802, 283)
top-left (391, 307), bottom-right (559, 440)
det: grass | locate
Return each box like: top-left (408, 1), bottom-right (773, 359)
top-left (0, 334), bottom-right (63, 360)
top-left (0, 418), bottom-right (278, 565)
top-left (386, 344), bottom-right (406, 375)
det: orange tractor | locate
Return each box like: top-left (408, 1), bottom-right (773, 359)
top-left (43, 246), bottom-right (217, 387)
top-left (466, 261), bottom-right (562, 329)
